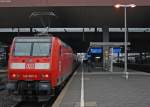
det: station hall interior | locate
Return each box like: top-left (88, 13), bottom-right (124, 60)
top-left (0, 0), bottom-right (150, 107)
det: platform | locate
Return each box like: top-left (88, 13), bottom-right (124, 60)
top-left (52, 65), bottom-right (150, 107)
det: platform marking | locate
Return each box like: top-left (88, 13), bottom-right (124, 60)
top-left (125, 71), bottom-right (129, 80)
top-left (80, 64), bottom-right (85, 107)
top-left (52, 71), bottom-right (77, 107)
top-left (75, 101), bottom-right (97, 107)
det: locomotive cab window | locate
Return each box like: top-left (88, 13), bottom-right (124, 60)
top-left (14, 43), bottom-right (32, 56)
top-left (14, 38), bottom-right (51, 56)
top-left (32, 43), bottom-right (50, 56)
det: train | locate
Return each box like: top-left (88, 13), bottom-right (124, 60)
top-left (7, 36), bottom-right (77, 101)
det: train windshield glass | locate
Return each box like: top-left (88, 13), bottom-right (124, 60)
top-left (14, 42), bottom-right (51, 56)
top-left (32, 43), bottom-right (50, 56)
top-left (14, 43), bottom-right (32, 56)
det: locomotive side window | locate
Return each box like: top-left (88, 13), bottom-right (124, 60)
top-left (32, 43), bottom-right (51, 56)
top-left (14, 43), bottom-right (32, 56)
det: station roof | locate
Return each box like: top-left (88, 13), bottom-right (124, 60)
top-left (0, 1), bottom-right (150, 52)
top-left (0, 6), bottom-right (150, 28)
top-left (0, 0), bottom-right (149, 7)
top-left (0, 0), bottom-right (149, 28)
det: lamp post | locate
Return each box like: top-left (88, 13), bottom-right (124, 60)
top-left (115, 4), bottom-right (136, 79)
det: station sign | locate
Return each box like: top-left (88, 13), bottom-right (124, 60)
top-left (113, 48), bottom-right (121, 53)
top-left (90, 48), bottom-right (102, 54)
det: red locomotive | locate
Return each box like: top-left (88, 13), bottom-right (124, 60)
top-left (7, 36), bottom-right (74, 101)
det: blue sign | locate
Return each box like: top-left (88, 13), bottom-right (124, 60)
top-left (113, 48), bottom-right (121, 53)
top-left (87, 54), bottom-right (91, 58)
top-left (90, 48), bottom-right (102, 54)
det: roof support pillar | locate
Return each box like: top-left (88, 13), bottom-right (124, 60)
top-left (102, 26), bottom-right (110, 71)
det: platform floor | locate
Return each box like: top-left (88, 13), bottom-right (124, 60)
top-left (52, 65), bottom-right (150, 107)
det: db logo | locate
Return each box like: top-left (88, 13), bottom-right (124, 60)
top-left (25, 63), bottom-right (35, 69)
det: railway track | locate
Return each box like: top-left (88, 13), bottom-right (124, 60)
top-left (0, 70), bottom-right (7, 91)
top-left (12, 96), bottom-right (58, 107)
top-left (12, 101), bottom-right (46, 107)
top-left (115, 63), bottom-right (150, 73)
